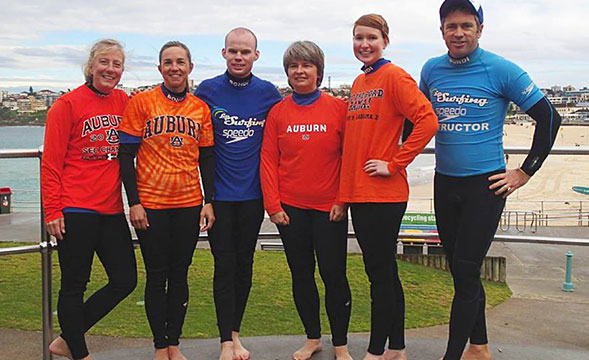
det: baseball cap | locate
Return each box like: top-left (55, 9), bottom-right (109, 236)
top-left (440, 0), bottom-right (484, 24)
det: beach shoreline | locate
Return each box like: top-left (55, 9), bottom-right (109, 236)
top-left (407, 124), bottom-right (589, 213)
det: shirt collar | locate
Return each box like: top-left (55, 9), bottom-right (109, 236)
top-left (361, 58), bottom-right (391, 74)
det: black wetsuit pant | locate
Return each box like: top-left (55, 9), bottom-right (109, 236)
top-left (57, 213), bottom-right (137, 360)
top-left (208, 199), bottom-right (265, 342)
top-left (350, 202), bottom-right (407, 355)
top-left (434, 171), bottom-right (506, 360)
top-left (136, 206), bottom-right (200, 349)
top-left (276, 204), bottom-right (352, 346)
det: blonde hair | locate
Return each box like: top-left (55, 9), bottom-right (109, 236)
top-left (353, 14), bottom-right (390, 43)
top-left (83, 39), bottom-right (125, 83)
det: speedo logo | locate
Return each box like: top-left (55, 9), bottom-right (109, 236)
top-left (213, 107), bottom-right (265, 144)
top-left (432, 89), bottom-right (488, 107)
top-left (522, 82), bottom-right (535, 96)
top-left (435, 106), bottom-right (467, 122)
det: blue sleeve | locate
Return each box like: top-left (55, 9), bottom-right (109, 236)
top-left (419, 63), bottom-right (430, 99)
top-left (194, 81), bottom-right (213, 109)
top-left (500, 60), bottom-right (544, 112)
top-left (270, 85), bottom-right (283, 105)
top-left (119, 131), bottom-right (141, 144)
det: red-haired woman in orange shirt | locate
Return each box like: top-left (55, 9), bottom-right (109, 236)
top-left (339, 14), bottom-right (438, 360)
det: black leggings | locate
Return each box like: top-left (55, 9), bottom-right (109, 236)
top-left (434, 171), bottom-right (506, 360)
top-left (350, 202), bottom-right (407, 355)
top-left (136, 206), bottom-right (200, 349)
top-left (277, 204), bottom-right (351, 346)
top-left (208, 199), bottom-right (265, 342)
top-left (57, 213), bottom-right (137, 360)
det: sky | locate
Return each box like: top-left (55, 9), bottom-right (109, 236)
top-left (0, 0), bottom-right (588, 93)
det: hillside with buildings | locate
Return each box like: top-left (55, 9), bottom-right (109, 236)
top-left (508, 85), bottom-right (589, 125)
top-left (2, 83), bottom-right (587, 126)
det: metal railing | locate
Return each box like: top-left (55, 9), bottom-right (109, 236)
top-left (1, 145), bottom-right (589, 360)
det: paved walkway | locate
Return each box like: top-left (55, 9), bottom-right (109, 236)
top-left (1, 212), bottom-right (588, 359)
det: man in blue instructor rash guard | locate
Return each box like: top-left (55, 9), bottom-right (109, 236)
top-left (194, 27), bottom-right (282, 360)
top-left (419, 1), bottom-right (562, 360)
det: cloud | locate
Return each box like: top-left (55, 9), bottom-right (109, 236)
top-left (0, 0), bottom-right (588, 90)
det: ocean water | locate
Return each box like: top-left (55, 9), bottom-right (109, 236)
top-left (0, 126), bottom-right (45, 211)
top-left (0, 126), bottom-right (435, 212)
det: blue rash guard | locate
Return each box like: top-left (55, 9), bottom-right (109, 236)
top-left (420, 46), bottom-right (545, 177)
top-left (194, 71), bottom-right (282, 201)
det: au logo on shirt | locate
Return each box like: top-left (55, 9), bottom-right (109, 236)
top-left (105, 128), bottom-right (120, 144)
top-left (170, 136), bottom-right (184, 148)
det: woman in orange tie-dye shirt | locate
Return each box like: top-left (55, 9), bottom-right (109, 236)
top-left (119, 41), bottom-right (215, 360)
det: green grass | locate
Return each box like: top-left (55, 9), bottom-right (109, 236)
top-left (0, 242), bottom-right (511, 338)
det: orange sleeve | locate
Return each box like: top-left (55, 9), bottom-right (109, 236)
top-left (334, 99), bottom-right (347, 207)
top-left (199, 104), bottom-right (214, 147)
top-left (120, 95), bottom-right (146, 137)
top-left (41, 99), bottom-right (72, 222)
top-left (389, 70), bottom-right (438, 171)
top-left (260, 104), bottom-right (283, 216)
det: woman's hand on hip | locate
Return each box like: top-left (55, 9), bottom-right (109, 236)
top-left (364, 159), bottom-right (391, 177)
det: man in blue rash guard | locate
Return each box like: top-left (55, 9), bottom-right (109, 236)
top-left (419, 1), bottom-right (562, 360)
top-left (194, 27), bottom-right (282, 360)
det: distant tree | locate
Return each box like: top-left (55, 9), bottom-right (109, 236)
top-left (29, 86), bottom-right (34, 95)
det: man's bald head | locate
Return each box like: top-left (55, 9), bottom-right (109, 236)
top-left (225, 27), bottom-right (258, 51)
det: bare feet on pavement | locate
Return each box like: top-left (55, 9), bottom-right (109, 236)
top-left (384, 348), bottom-right (407, 360)
top-left (335, 345), bottom-right (353, 360)
top-left (219, 341), bottom-right (233, 360)
top-left (168, 345), bottom-right (187, 360)
top-left (49, 336), bottom-right (73, 359)
top-left (362, 351), bottom-right (383, 360)
top-left (232, 331), bottom-right (250, 360)
top-left (293, 339), bottom-right (322, 360)
top-left (153, 348), bottom-right (169, 360)
top-left (462, 344), bottom-right (491, 360)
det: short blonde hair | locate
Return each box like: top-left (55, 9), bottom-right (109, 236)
top-left (353, 14), bottom-right (390, 43)
top-left (282, 41), bottom-right (325, 87)
top-left (83, 39), bottom-right (125, 83)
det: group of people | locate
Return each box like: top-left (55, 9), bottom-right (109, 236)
top-left (40, 1), bottom-right (561, 360)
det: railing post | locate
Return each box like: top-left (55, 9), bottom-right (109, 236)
top-left (562, 251), bottom-right (574, 292)
top-left (39, 150), bottom-right (54, 360)
top-left (41, 240), bottom-right (54, 360)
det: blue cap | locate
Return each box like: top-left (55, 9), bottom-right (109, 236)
top-left (440, 0), bottom-right (484, 24)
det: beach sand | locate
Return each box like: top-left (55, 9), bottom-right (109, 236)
top-left (407, 124), bottom-right (589, 215)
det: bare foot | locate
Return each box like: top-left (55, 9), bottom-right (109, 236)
top-left (219, 341), bottom-right (233, 360)
top-left (335, 345), bottom-right (353, 360)
top-left (293, 339), bottom-right (322, 360)
top-left (232, 332), bottom-right (250, 360)
top-left (383, 348), bottom-right (407, 360)
top-left (168, 345), bottom-right (187, 360)
top-left (49, 336), bottom-right (72, 359)
top-left (462, 344), bottom-right (491, 360)
top-left (362, 352), bottom-right (383, 360)
top-left (154, 348), bottom-right (170, 360)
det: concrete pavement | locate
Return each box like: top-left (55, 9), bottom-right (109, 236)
top-left (1, 212), bottom-right (588, 359)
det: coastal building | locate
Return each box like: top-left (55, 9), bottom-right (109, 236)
top-left (36, 90), bottom-right (60, 107)
top-left (16, 95), bottom-right (47, 114)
